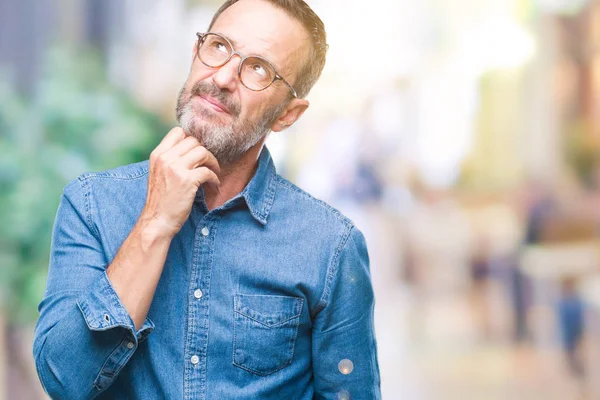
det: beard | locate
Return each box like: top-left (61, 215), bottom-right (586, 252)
top-left (175, 80), bottom-right (288, 166)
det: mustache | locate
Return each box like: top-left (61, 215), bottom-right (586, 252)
top-left (190, 81), bottom-right (241, 116)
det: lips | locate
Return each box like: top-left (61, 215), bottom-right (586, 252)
top-left (198, 95), bottom-right (230, 114)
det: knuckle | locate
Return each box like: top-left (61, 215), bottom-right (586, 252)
top-left (198, 167), bottom-right (211, 179)
top-left (156, 153), bottom-right (169, 165)
top-left (183, 135), bottom-right (197, 145)
top-left (187, 135), bottom-right (200, 144)
top-left (168, 166), bottom-right (186, 182)
top-left (195, 146), bottom-right (207, 159)
top-left (175, 169), bottom-right (188, 182)
top-left (170, 126), bottom-right (185, 137)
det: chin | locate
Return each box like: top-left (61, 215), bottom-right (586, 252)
top-left (180, 108), bottom-right (213, 134)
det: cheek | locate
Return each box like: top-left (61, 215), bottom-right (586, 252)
top-left (238, 102), bottom-right (260, 123)
top-left (238, 92), bottom-right (269, 121)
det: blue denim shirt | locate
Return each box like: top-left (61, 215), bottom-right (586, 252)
top-left (33, 145), bottom-right (381, 399)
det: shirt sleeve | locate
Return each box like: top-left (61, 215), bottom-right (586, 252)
top-left (311, 226), bottom-right (382, 399)
top-left (32, 176), bottom-right (155, 400)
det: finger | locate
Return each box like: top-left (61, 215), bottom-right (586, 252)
top-left (189, 166), bottom-right (220, 187)
top-left (180, 145), bottom-right (221, 174)
top-left (163, 135), bottom-right (201, 158)
top-left (152, 127), bottom-right (187, 157)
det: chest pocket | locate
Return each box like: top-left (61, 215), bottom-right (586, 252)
top-left (233, 293), bottom-right (304, 376)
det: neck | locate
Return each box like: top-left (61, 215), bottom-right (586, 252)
top-left (202, 138), bottom-right (266, 211)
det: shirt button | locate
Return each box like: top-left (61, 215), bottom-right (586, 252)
top-left (126, 341), bottom-right (134, 349)
top-left (201, 226), bottom-right (209, 236)
top-left (190, 355), bottom-right (199, 365)
top-left (194, 289), bottom-right (203, 299)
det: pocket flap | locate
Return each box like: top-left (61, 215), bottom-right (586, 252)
top-left (234, 294), bottom-right (303, 327)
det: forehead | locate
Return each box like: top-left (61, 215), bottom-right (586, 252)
top-left (211, 0), bottom-right (309, 75)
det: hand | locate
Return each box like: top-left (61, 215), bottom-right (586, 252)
top-left (142, 127), bottom-right (220, 238)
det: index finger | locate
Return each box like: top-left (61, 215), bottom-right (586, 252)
top-left (153, 127), bottom-right (187, 156)
top-left (181, 145), bottom-right (221, 175)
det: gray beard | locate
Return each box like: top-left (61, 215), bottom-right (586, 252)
top-left (175, 86), bottom-right (287, 166)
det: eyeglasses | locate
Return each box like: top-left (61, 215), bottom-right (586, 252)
top-left (196, 32), bottom-right (298, 98)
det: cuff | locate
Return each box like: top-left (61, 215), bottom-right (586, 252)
top-left (76, 269), bottom-right (155, 343)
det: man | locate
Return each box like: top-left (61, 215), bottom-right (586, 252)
top-left (33, 0), bottom-right (381, 398)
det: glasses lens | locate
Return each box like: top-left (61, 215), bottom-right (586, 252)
top-left (240, 57), bottom-right (276, 91)
top-left (199, 34), bottom-right (231, 67)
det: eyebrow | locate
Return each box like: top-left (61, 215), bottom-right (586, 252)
top-left (223, 33), bottom-right (239, 48)
top-left (214, 32), bottom-right (240, 50)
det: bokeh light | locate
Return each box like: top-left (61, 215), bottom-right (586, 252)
top-left (338, 358), bottom-right (354, 375)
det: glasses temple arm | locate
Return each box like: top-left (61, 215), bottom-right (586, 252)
top-left (277, 75), bottom-right (298, 98)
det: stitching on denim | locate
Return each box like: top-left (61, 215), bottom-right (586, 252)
top-left (257, 169), bottom-right (277, 223)
top-left (234, 293), bottom-right (301, 300)
top-left (184, 217), bottom-right (207, 398)
top-left (273, 175), bottom-right (354, 228)
top-left (288, 307), bottom-right (302, 370)
top-left (92, 331), bottom-right (130, 392)
top-left (234, 296), bottom-right (303, 327)
top-left (273, 175), bottom-right (358, 319)
top-left (78, 161), bottom-right (149, 181)
top-left (232, 314), bottom-right (300, 376)
top-left (76, 175), bottom-right (102, 241)
top-left (232, 295), bottom-right (239, 372)
top-left (77, 298), bottom-right (130, 333)
top-left (76, 298), bottom-right (96, 330)
top-left (311, 225), bottom-right (354, 320)
top-left (234, 309), bottom-right (299, 328)
top-left (75, 166), bottom-right (149, 242)
top-left (200, 217), bottom-right (217, 397)
top-left (111, 334), bottom-right (137, 375)
top-left (98, 269), bottom-right (137, 327)
top-left (137, 317), bottom-right (155, 341)
top-left (232, 296), bottom-right (303, 376)
top-left (85, 170), bottom-right (149, 180)
top-left (232, 358), bottom-right (293, 377)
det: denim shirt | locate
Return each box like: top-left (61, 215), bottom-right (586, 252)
top-left (33, 145), bottom-right (381, 400)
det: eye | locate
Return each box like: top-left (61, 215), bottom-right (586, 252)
top-left (250, 63), bottom-right (267, 77)
top-left (241, 58), bottom-right (276, 88)
top-left (210, 40), bottom-right (229, 54)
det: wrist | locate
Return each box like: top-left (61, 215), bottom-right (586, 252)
top-left (137, 212), bottom-right (176, 247)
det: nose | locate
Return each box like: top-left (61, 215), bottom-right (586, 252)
top-left (211, 53), bottom-right (242, 93)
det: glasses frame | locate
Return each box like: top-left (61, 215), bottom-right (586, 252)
top-left (196, 32), bottom-right (298, 98)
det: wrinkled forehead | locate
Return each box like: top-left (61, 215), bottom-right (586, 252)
top-left (210, 0), bottom-right (309, 80)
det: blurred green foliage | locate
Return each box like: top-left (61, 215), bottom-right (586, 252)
top-left (0, 46), bottom-right (169, 325)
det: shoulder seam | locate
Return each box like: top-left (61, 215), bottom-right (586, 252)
top-left (75, 174), bottom-right (102, 240)
top-left (273, 175), bottom-right (354, 229)
top-left (78, 169), bottom-right (149, 181)
top-left (75, 160), bottom-right (150, 181)
top-left (311, 224), bottom-right (355, 319)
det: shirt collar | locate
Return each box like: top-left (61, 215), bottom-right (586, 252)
top-left (241, 144), bottom-right (277, 225)
top-left (195, 144), bottom-right (277, 226)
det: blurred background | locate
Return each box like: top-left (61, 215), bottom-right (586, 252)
top-left (1, 0), bottom-right (600, 398)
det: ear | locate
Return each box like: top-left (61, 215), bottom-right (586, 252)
top-left (271, 98), bottom-right (309, 132)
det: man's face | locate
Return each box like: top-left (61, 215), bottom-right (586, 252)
top-left (176, 0), bottom-right (309, 166)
